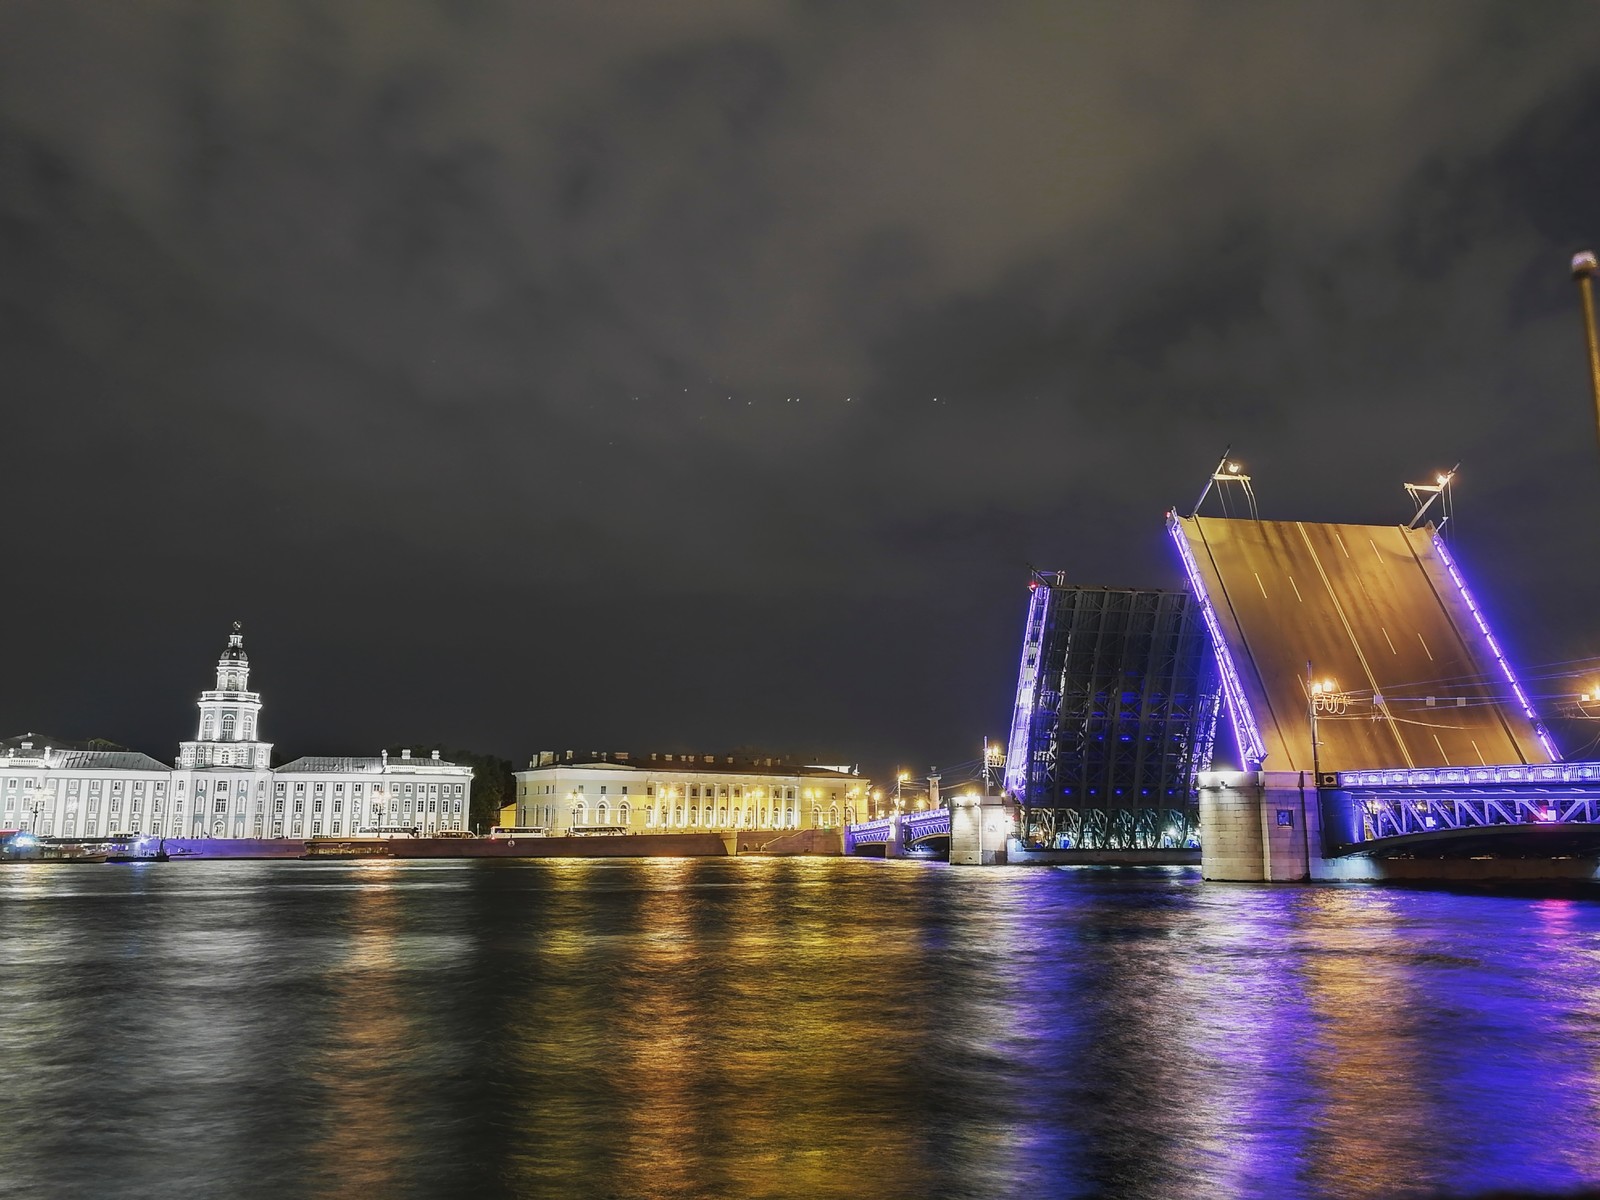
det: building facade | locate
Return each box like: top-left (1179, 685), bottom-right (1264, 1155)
top-left (513, 750), bottom-right (867, 835)
top-left (274, 750), bottom-right (469, 838)
top-left (1, 625), bottom-right (471, 839)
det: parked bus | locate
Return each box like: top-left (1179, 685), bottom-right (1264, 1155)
top-left (488, 826), bottom-right (548, 839)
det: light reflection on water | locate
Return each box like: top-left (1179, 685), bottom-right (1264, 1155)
top-left (2, 859), bottom-right (1600, 1199)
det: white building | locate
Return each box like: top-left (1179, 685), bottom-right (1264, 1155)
top-left (0, 625), bottom-right (471, 839)
top-left (0, 742), bottom-right (171, 838)
top-left (513, 749), bottom-right (867, 835)
top-left (274, 750), bottom-right (469, 837)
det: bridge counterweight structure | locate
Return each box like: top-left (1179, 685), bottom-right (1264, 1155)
top-left (1002, 576), bottom-right (1221, 851)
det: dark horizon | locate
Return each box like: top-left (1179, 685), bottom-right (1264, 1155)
top-left (7, 4), bottom-right (1600, 779)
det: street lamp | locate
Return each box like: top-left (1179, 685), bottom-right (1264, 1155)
top-left (895, 771), bottom-right (909, 813)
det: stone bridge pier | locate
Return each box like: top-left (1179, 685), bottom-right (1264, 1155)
top-left (949, 794), bottom-right (1014, 865)
top-left (1197, 770), bottom-right (1328, 881)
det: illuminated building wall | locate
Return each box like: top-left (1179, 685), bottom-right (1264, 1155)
top-left (513, 750), bottom-right (868, 835)
top-left (274, 750), bottom-right (472, 838)
top-left (1003, 578), bottom-right (1221, 850)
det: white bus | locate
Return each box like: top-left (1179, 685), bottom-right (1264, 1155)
top-left (355, 826), bottom-right (422, 839)
top-left (488, 826), bottom-right (548, 839)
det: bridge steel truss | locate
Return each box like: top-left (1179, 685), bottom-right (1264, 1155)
top-left (1003, 578), bottom-right (1222, 851)
top-left (1333, 762), bottom-right (1600, 852)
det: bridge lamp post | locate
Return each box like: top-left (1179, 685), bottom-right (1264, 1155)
top-left (1573, 251), bottom-right (1600, 460)
top-left (895, 772), bottom-right (909, 814)
top-left (1308, 668), bottom-right (1340, 787)
top-left (872, 788), bottom-right (884, 818)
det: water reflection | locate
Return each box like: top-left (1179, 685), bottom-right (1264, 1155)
top-left (3, 859), bottom-right (1600, 1199)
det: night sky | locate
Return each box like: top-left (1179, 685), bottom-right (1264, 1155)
top-left (6, 3), bottom-right (1600, 778)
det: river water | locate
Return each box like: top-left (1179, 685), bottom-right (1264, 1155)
top-left (3, 858), bottom-right (1599, 1200)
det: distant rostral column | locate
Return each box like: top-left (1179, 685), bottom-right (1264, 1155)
top-left (1573, 250), bottom-right (1600, 460)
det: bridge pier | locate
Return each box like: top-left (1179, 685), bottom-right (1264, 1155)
top-left (1198, 769), bottom-right (1374, 882)
top-left (949, 794), bottom-right (1014, 866)
top-left (883, 814), bottom-right (907, 859)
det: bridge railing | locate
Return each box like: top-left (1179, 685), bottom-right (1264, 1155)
top-left (1339, 763), bottom-right (1600, 789)
top-left (847, 816), bottom-right (895, 846)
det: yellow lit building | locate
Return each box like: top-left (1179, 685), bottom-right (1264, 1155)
top-left (512, 750), bottom-right (868, 836)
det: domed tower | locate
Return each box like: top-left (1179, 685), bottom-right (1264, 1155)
top-left (178, 622), bottom-right (274, 770)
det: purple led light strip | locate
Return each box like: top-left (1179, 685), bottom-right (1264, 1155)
top-left (1430, 534), bottom-right (1559, 762)
top-left (1003, 581), bottom-right (1052, 796)
top-left (1168, 516), bottom-right (1269, 768)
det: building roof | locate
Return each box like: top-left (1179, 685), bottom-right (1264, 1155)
top-left (276, 755), bottom-right (470, 775)
top-left (525, 750), bottom-right (858, 778)
top-left (0, 746), bottom-right (170, 772)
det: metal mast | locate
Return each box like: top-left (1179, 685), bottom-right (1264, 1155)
top-left (1573, 251), bottom-right (1600, 460)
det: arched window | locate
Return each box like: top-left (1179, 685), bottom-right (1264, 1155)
top-left (829, 804), bottom-right (839, 828)
top-left (674, 806), bottom-right (684, 826)
top-left (845, 806), bottom-right (856, 825)
top-left (243, 716), bottom-right (254, 740)
top-left (572, 800), bottom-right (587, 826)
top-left (644, 804), bottom-right (654, 827)
top-left (597, 801), bottom-right (609, 825)
top-left (620, 801), bottom-right (631, 826)
top-left (222, 714), bottom-right (235, 740)
top-left (202, 716), bottom-right (214, 740)
top-left (718, 807), bottom-right (727, 826)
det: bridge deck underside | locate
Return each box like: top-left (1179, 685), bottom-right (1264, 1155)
top-left (1176, 516), bottom-right (1549, 774)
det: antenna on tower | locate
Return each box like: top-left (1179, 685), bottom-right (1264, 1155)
top-left (1190, 446), bottom-right (1259, 519)
top-left (1405, 463), bottom-right (1458, 532)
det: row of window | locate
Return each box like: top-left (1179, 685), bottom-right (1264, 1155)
top-left (520, 782), bottom-right (835, 802)
top-left (199, 712), bottom-right (256, 741)
top-left (518, 802), bottom-right (855, 830)
top-left (273, 781), bottom-right (465, 796)
top-left (22, 814), bottom-right (465, 837)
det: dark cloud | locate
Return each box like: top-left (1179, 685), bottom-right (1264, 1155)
top-left (4, 1), bottom-right (1600, 772)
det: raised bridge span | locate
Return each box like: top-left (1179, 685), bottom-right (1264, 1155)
top-left (1170, 513), bottom-right (1600, 879)
top-left (1168, 514), bottom-right (1556, 774)
top-left (842, 513), bottom-right (1599, 878)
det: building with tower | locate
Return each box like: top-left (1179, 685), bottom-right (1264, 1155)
top-left (171, 622), bottom-right (277, 837)
top-left (1, 624), bottom-right (472, 840)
